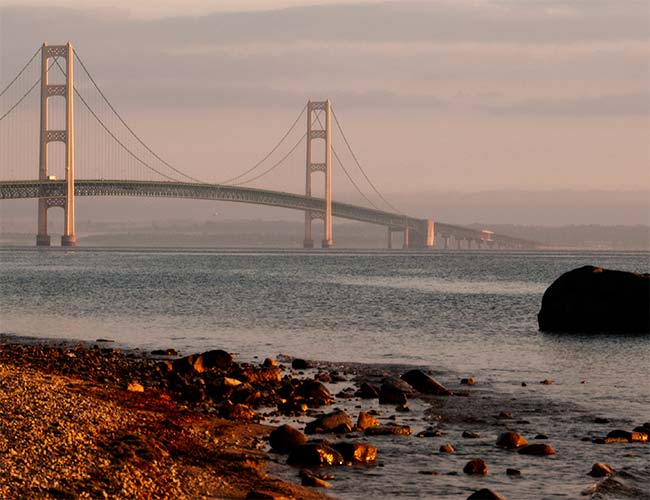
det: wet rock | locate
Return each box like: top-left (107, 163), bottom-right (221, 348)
top-left (365, 425), bottom-right (412, 436)
top-left (497, 411), bottom-right (513, 419)
top-left (356, 411), bottom-right (380, 431)
top-left (633, 426), bottom-right (650, 434)
top-left (378, 380), bottom-right (411, 405)
top-left (461, 377), bottom-right (476, 386)
top-left (305, 410), bottom-right (353, 434)
top-left (172, 349), bottom-right (233, 374)
top-left (332, 442), bottom-right (377, 463)
top-left (496, 432), bottom-right (528, 449)
top-left (418, 470), bottom-right (439, 475)
top-left (220, 402), bottom-right (258, 421)
top-left (594, 417), bottom-right (610, 424)
top-left (235, 366), bottom-right (282, 385)
top-left (463, 458), bottom-right (488, 475)
top-left (467, 488), bottom-right (508, 500)
top-left (518, 443), bottom-right (556, 456)
top-left (330, 371), bottom-right (347, 382)
top-left (534, 434), bottom-right (548, 440)
top-left (262, 358), bottom-right (277, 367)
top-left (537, 266), bottom-right (650, 333)
top-left (287, 443), bottom-right (344, 466)
top-left (151, 348), bottom-right (178, 356)
top-left (355, 382), bottom-right (380, 399)
top-left (395, 403), bottom-right (410, 412)
top-left (401, 369), bottom-right (451, 396)
top-left (540, 379), bottom-right (552, 385)
top-left (269, 424), bottom-right (307, 453)
top-left (292, 358), bottom-right (313, 370)
top-left (439, 443), bottom-right (455, 453)
top-left (521, 382), bottom-right (527, 387)
top-left (506, 468), bottom-right (521, 476)
top-left (417, 429), bottom-right (443, 438)
top-left (588, 463), bottom-right (614, 477)
top-left (295, 380), bottom-right (333, 406)
top-left (127, 381), bottom-right (144, 393)
top-left (300, 469), bottom-right (332, 488)
top-left (606, 430), bottom-right (648, 443)
top-left (462, 431), bottom-right (480, 439)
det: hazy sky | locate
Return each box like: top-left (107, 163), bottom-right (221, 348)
top-left (0, 1), bottom-right (648, 215)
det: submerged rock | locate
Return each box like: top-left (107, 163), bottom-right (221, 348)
top-left (538, 266), bottom-right (650, 333)
top-left (364, 425), bottom-right (412, 436)
top-left (467, 488), bottom-right (508, 500)
top-left (518, 443), bottom-right (556, 456)
top-left (439, 443), bottom-right (455, 453)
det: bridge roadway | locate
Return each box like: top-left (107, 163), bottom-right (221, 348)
top-left (0, 179), bottom-right (537, 249)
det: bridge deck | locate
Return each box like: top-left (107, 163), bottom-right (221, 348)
top-left (0, 180), bottom-right (538, 248)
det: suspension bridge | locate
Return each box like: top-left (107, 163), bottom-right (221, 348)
top-left (0, 42), bottom-right (537, 250)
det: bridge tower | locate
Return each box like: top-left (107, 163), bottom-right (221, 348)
top-left (303, 100), bottom-right (332, 249)
top-left (36, 42), bottom-right (76, 247)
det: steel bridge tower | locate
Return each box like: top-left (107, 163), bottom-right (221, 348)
top-left (36, 42), bottom-right (76, 246)
top-left (303, 100), bottom-right (333, 249)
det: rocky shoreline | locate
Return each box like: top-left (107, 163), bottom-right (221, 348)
top-left (0, 337), bottom-right (648, 499)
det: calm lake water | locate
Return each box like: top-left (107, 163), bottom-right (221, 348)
top-left (0, 247), bottom-right (648, 498)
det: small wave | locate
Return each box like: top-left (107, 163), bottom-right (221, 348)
top-left (582, 466), bottom-right (650, 499)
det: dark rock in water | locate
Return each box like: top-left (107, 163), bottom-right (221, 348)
top-left (606, 430), bottom-right (648, 443)
top-left (463, 431), bottom-right (480, 439)
top-left (332, 442), bottom-right (377, 463)
top-left (295, 380), bottom-right (333, 406)
top-left (356, 411), bottom-right (380, 431)
top-left (463, 458), bottom-right (488, 475)
top-left (151, 348), bottom-right (178, 356)
top-left (538, 266), bottom-right (650, 333)
top-left (400, 369), bottom-right (451, 396)
top-left (540, 379), bottom-right (553, 385)
top-left (417, 429), bottom-right (443, 438)
top-left (534, 434), bottom-right (549, 440)
top-left (594, 417), bottom-right (610, 424)
top-left (496, 431), bottom-right (528, 449)
top-left (506, 468), bottom-right (521, 476)
top-left (461, 377), bottom-right (476, 386)
top-left (262, 357), bottom-right (277, 367)
top-left (305, 410), bottom-right (353, 434)
top-left (467, 488), bottom-right (508, 500)
top-left (355, 382), bottom-right (380, 399)
top-left (269, 424), bottom-right (307, 453)
top-left (497, 411), bottom-right (513, 419)
top-left (287, 443), bottom-right (344, 466)
top-left (518, 443), bottom-right (556, 456)
top-left (292, 358), bottom-right (313, 370)
top-left (440, 443), bottom-right (455, 453)
top-left (378, 379), bottom-right (413, 405)
top-left (589, 463), bottom-right (615, 477)
top-left (364, 425), bottom-right (412, 436)
top-left (395, 403), bottom-right (410, 412)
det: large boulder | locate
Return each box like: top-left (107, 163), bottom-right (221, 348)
top-left (538, 266), bottom-right (650, 333)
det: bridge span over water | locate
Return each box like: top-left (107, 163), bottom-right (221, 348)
top-left (0, 179), bottom-right (537, 249)
top-left (0, 42), bottom-right (538, 250)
